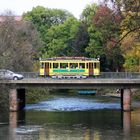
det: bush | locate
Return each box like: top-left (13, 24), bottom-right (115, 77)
top-left (0, 84), bottom-right (9, 112)
top-left (26, 88), bottom-right (52, 104)
top-left (132, 89), bottom-right (140, 100)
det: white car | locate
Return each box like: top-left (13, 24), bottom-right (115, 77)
top-left (0, 69), bottom-right (24, 80)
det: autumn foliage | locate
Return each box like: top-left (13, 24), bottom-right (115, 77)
top-left (93, 6), bottom-right (121, 27)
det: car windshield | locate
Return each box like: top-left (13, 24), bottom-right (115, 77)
top-left (7, 70), bottom-right (14, 74)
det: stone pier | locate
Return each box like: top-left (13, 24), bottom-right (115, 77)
top-left (9, 89), bottom-right (25, 111)
top-left (121, 89), bottom-right (131, 111)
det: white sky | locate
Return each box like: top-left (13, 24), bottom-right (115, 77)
top-left (0, 0), bottom-right (99, 18)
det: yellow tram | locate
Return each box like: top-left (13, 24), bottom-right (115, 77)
top-left (39, 57), bottom-right (100, 78)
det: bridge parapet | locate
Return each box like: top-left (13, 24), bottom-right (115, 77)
top-left (17, 72), bottom-right (39, 78)
top-left (99, 72), bottom-right (140, 79)
top-left (17, 72), bottom-right (140, 79)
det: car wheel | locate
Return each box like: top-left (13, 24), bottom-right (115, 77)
top-left (13, 77), bottom-right (18, 80)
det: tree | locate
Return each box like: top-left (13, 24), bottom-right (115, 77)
top-left (42, 17), bottom-right (80, 57)
top-left (121, 32), bottom-right (140, 71)
top-left (104, 0), bottom-right (140, 42)
top-left (81, 3), bottom-right (103, 58)
top-left (81, 3), bottom-right (98, 26)
top-left (102, 0), bottom-right (140, 72)
top-left (71, 22), bottom-right (90, 56)
top-left (23, 6), bottom-right (74, 30)
top-left (81, 4), bottom-right (124, 71)
top-left (0, 12), bottom-right (43, 112)
top-left (93, 5), bottom-right (124, 71)
top-left (23, 6), bottom-right (74, 57)
top-left (0, 13), bottom-right (42, 71)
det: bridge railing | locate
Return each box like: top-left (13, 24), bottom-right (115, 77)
top-left (18, 72), bottom-right (39, 78)
top-left (18, 72), bottom-right (140, 79)
top-left (97, 72), bottom-right (140, 79)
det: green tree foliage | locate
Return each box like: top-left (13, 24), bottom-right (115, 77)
top-left (71, 22), bottom-right (90, 56)
top-left (23, 6), bottom-right (73, 31)
top-left (81, 3), bottom-right (98, 26)
top-left (0, 14), bottom-right (42, 71)
top-left (23, 6), bottom-right (74, 57)
top-left (81, 4), bottom-right (104, 58)
top-left (42, 17), bottom-right (80, 57)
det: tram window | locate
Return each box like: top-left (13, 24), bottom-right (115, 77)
top-left (53, 63), bottom-right (58, 68)
top-left (50, 63), bottom-right (52, 68)
top-left (86, 63), bottom-right (88, 69)
top-left (60, 63), bottom-right (68, 69)
top-left (70, 63), bottom-right (78, 69)
top-left (94, 63), bottom-right (97, 69)
top-left (79, 63), bottom-right (85, 68)
top-left (40, 63), bottom-right (45, 69)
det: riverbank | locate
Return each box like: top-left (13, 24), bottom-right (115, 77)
top-left (26, 88), bottom-right (140, 104)
top-left (102, 93), bottom-right (120, 98)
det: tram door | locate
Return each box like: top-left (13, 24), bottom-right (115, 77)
top-left (89, 62), bottom-right (93, 76)
top-left (45, 62), bottom-right (49, 76)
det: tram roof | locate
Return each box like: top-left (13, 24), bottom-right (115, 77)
top-left (40, 57), bottom-right (99, 62)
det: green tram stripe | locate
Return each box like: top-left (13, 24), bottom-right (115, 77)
top-left (53, 69), bottom-right (85, 73)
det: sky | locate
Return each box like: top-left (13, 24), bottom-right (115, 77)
top-left (0, 0), bottom-right (99, 18)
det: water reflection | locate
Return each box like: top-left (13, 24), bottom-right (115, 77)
top-left (10, 110), bottom-right (120, 140)
top-left (8, 110), bottom-right (132, 140)
top-left (0, 96), bottom-right (140, 140)
top-left (122, 112), bottom-right (131, 138)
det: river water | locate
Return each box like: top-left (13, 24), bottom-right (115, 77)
top-left (0, 95), bottom-right (140, 140)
